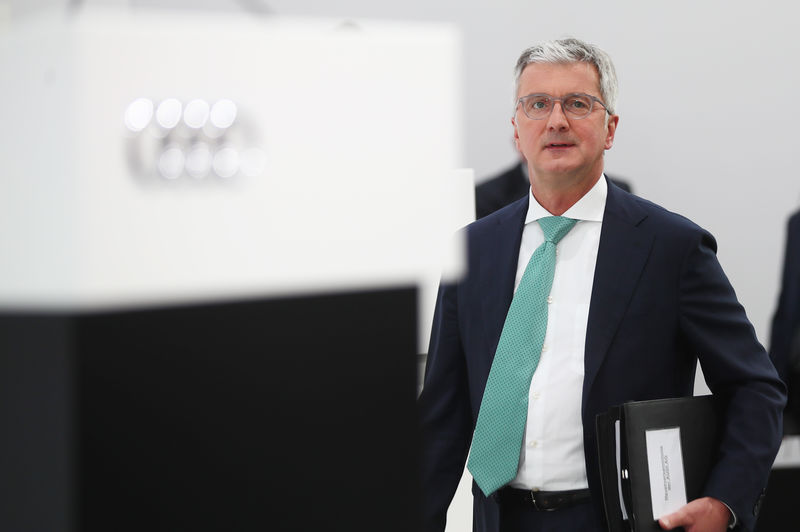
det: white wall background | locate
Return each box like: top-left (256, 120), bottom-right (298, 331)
top-left (4, 1), bottom-right (799, 529)
top-left (5, 0), bottom-right (798, 358)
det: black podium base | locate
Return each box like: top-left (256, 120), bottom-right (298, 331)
top-left (1, 286), bottom-right (419, 531)
top-left (754, 466), bottom-right (800, 532)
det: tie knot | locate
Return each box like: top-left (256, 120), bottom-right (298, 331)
top-left (538, 216), bottom-right (578, 244)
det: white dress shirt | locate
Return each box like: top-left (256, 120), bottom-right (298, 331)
top-left (508, 175), bottom-right (607, 491)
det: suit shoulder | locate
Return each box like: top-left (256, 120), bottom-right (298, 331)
top-left (627, 194), bottom-right (707, 235)
top-left (610, 190), bottom-right (717, 253)
top-left (468, 196), bottom-right (526, 235)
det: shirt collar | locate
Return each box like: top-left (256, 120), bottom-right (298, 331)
top-left (525, 174), bottom-right (608, 224)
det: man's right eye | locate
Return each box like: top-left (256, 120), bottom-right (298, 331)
top-left (527, 98), bottom-right (549, 111)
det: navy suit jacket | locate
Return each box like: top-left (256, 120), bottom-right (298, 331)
top-left (419, 179), bottom-right (785, 532)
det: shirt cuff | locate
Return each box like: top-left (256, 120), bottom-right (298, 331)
top-left (722, 502), bottom-right (737, 529)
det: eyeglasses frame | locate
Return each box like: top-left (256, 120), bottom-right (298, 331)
top-left (516, 92), bottom-right (611, 120)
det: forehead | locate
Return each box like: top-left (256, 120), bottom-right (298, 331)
top-left (517, 62), bottom-right (601, 97)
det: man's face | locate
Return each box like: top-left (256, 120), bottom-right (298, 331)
top-left (512, 62), bottom-right (618, 189)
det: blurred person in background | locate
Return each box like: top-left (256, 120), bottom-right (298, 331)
top-left (769, 207), bottom-right (800, 434)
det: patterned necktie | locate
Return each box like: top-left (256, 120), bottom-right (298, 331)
top-left (467, 216), bottom-right (578, 496)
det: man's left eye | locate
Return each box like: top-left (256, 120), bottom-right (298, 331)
top-left (567, 98), bottom-right (588, 109)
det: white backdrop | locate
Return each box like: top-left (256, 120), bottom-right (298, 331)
top-left (5, 2), bottom-right (798, 530)
top-left (250, 0), bottom-right (800, 349)
top-left (5, 0), bottom-right (799, 349)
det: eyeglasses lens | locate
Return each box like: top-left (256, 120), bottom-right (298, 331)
top-left (521, 94), bottom-right (594, 119)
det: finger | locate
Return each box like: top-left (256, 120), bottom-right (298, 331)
top-left (658, 509), bottom-right (690, 530)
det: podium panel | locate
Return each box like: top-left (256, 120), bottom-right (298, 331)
top-left (0, 9), bottom-right (465, 529)
top-left (754, 467), bottom-right (798, 531)
top-left (1, 287), bottom-right (418, 531)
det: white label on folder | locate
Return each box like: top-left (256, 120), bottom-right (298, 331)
top-left (645, 427), bottom-right (687, 519)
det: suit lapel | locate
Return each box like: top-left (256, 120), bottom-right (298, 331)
top-left (583, 185), bottom-right (653, 402)
top-left (473, 188), bottom-right (652, 402)
top-left (478, 197), bottom-right (528, 359)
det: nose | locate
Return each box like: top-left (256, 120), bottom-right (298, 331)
top-left (546, 101), bottom-right (569, 130)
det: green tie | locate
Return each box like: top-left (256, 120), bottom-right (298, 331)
top-left (467, 216), bottom-right (578, 496)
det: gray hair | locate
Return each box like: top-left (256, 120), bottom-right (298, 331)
top-left (514, 38), bottom-right (618, 115)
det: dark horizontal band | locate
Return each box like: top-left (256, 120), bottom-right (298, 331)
top-left (494, 487), bottom-right (592, 511)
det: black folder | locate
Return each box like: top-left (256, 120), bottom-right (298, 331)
top-left (595, 395), bottom-right (721, 532)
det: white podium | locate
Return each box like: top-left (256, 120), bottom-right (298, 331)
top-left (0, 8), bottom-right (464, 531)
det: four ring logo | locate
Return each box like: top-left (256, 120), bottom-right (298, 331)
top-left (124, 98), bottom-right (266, 182)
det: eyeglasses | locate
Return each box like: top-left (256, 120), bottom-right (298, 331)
top-left (516, 93), bottom-right (610, 120)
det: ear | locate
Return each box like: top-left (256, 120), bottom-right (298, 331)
top-left (604, 114), bottom-right (619, 150)
top-left (512, 116), bottom-right (521, 151)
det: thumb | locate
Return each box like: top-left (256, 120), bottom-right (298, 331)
top-left (658, 510), bottom-right (688, 530)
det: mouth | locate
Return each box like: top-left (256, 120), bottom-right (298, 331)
top-left (545, 142), bottom-right (575, 149)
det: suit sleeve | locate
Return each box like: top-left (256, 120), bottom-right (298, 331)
top-left (417, 281), bottom-right (473, 532)
top-left (678, 228), bottom-right (786, 531)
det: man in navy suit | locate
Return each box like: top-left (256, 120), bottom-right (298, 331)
top-left (418, 38), bottom-right (785, 532)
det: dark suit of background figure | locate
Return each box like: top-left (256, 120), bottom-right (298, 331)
top-left (419, 178), bottom-right (785, 532)
top-left (769, 208), bottom-right (800, 434)
top-left (475, 161), bottom-right (632, 219)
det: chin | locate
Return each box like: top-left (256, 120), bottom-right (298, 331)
top-left (539, 164), bottom-right (581, 178)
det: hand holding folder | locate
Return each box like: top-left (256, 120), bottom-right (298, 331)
top-left (595, 396), bottom-right (721, 532)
